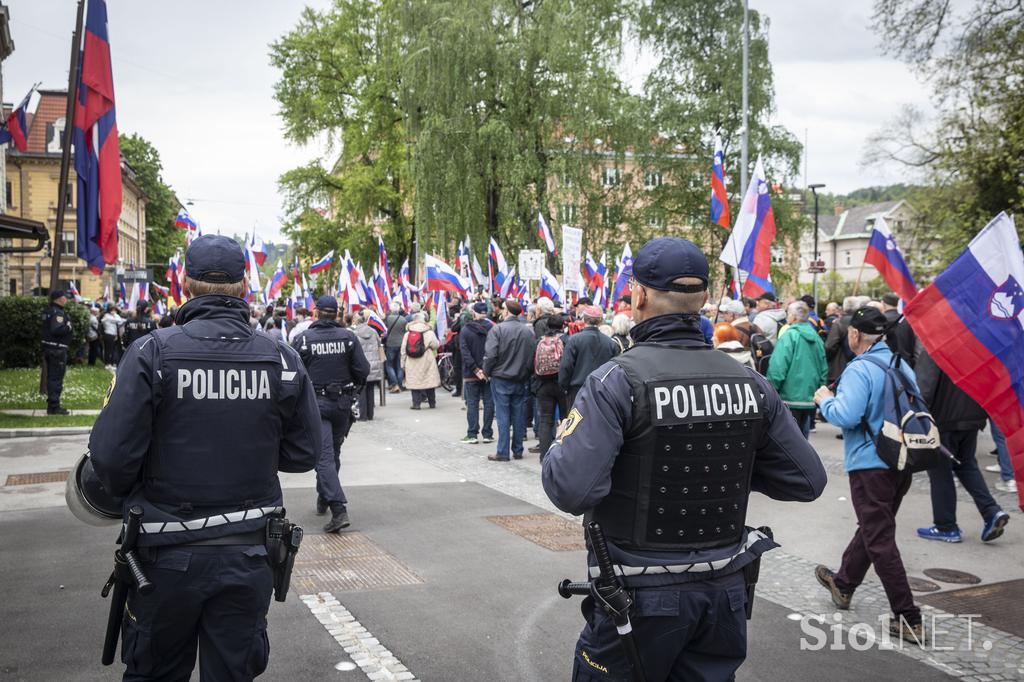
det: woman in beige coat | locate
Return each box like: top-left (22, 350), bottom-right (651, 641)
top-left (400, 312), bottom-right (441, 409)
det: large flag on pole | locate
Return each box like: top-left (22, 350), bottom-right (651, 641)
top-left (904, 212), bottom-right (1024, 510)
top-left (538, 212), bottom-right (557, 255)
top-left (175, 208), bottom-right (197, 230)
top-left (74, 0), bottom-right (122, 273)
top-left (719, 156), bottom-right (776, 297)
top-left (864, 216), bottom-right (918, 302)
top-left (710, 134), bottom-right (730, 229)
top-left (0, 86), bottom-right (35, 152)
top-left (264, 259), bottom-right (288, 302)
top-left (378, 237), bottom-right (394, 296)
top-left (424, 254), bottom-right (470, 295)
top-left (610, 243), bottom-right (633, 305)
top-left (488, 238), bottom-right (509, 292)
top-left (309, 250), bottom-right (333, 274)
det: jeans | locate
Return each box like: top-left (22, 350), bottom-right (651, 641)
top-left (835, 468), bottom-right (920, 625)
top-left (990, 420), bottom-right (1014, 482)
top-left (788, 407), bottom-right (815, 439)
top-left (385, 346), bottom-right (404, 388)
top-left (535, 380), bottom-right (567, 460)
top-left (926, 429), bottom-right (1002, 531)
top-left (491, 377), bottom-right (528, 459)
top-left (464, 380), bottom-right (494, 439)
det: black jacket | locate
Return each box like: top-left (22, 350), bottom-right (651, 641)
top-left (558, 325), bottom-right (618, 390)
top-left (41, 303), bottom-right (73, 349)
top-left (916, 348), bottom-right (987, 431)
top-left (459, 317), bottom-right (494, 378)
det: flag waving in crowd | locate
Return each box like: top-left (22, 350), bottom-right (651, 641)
top-left (864, 216), bottom-right (917, 303)
top-left (710, 134), bottom-right (730, 229)
top-left (175, 208), bottom-right (197, 230)
top-left (538, 212), bottom-right (557, 255)
top-left (719, 156), bottom-right (776, 297)
top-left (0, 86), bottom-right (35, 152)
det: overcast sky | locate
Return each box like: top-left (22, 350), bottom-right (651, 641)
top-left (5, 0), bottom-right (932, 244)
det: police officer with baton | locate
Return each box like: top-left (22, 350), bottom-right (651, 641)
top-left (72, 234), bottom-right (321, 680)
top-left (543, 237), bottom-right (827, 681)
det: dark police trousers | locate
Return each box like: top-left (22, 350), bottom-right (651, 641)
top-left (42, 347), bottom-right (68, 411)
top-left (572, 571), bottom-right (747, 682)
top-left (122, 545), bottom-right (273, 682)
top-left (316, 394), bottom-right (351, 510)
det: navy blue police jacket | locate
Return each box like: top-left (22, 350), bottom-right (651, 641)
top-left (42, 303), bottom-right (74, 349)
top-left (290, 319), bottom-right (370, 390)
top-left (542, 314), bottom-right (827, 586)
top-left (89, 295), bottom-right (322, 547)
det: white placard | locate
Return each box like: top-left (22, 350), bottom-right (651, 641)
top-left (518, 249), bottom-right (545, 280)
top-left (561, 225), bottom-right (583, 291)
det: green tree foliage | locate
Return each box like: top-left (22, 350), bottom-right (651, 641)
top-left (119, 133), bottom-right (183, 281)
top-left (0, 296), bottom-right (88, 367)
top-left (866, 0), bottom-right (1024, 263)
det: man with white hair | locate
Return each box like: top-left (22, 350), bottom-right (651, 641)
top-left (532, 297), bottom-right (556, 338)
top-left (383, 300), bottom-right (408, 392)
top-left (767, 301), bottom-right (827, 438)
top-left (719, 298), bottom-right (755, 348)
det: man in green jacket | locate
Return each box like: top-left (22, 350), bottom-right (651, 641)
top-left (768, 300), bottom-right (828, 438)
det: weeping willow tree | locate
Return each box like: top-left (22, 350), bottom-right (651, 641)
top-left (398, 0), bottom-right (637, 264)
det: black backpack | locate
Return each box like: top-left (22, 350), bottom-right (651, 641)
top-left (749, 332), bottom-right (773, 375)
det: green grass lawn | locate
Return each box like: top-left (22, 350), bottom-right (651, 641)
top-left (0, 365), bottom-right (112, 410)
top-left (0, 413), bottom-right (95, 428)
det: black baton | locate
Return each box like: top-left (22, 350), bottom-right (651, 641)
top-left (101, 506), bottom-right (152, 666)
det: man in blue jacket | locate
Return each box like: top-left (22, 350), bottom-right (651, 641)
top-left (813, 306), bottom-right (926, 645)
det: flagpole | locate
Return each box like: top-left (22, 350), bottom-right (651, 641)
top-left (49, 0), bottom-right (86, 293)
top-left (740, 0), bottom-right (749, 199)
top-left (853, 257), bottom-right (866, 296)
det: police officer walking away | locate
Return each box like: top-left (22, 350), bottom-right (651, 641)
top-left (41, 289), bottom-right (74, 415)
top-left (122, 301), bottom-right (157, 349)
top-left (542, 237), bottom-right (827, 681)
top-left (86, 234), bottom-right (321, 681)
top-left (291, 295), bottom-right (370, 532)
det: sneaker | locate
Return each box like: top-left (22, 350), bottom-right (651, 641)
top-left (481, 436), bottom-right (494, 444)
top-left (916, 526), bottom-right (962, 543)
top-left (460, 436), bottom-right (479, 444)
top-left (323, 510), bottom-right (351, 533)
top-left (984, 464), bottom-right (1002, 473)
top-left (982, 510), bottom-right (1010, 542)
top-left (389, 386), bottom-right (401, 394)
top-left (888, 618), bottom-right (928, 647)
top-left (996, 479), bottom-right (1018, 494)
top-left (814, 565), bottom-right (853, 610)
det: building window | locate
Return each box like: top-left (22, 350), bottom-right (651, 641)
top-left (60, 231), bottom-right (75, 257)
top-left (771, 248), bottom-right (785, 265)
top-left (561, 172), bottom-right (573, 188)
top-left (646, 212), bottom-right (666, 229)
top-left (644, 171), bottom-right (663, 190)
top-left (558, 204), bottom-right (577, 224)
top-left (65, 183), bottom-right (73, 208)
top-left (602, 205), bottom-right (623, 226)
top-left (5, 181), bottom-right (12, 208)
top-left (9, 278), bottom-right (16, 296)
top-left (602, 167), bottom-right (621, 187)
top-left (844, 251), bottom-right (851, 267)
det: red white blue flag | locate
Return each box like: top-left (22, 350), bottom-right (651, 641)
top-left (175, 208), bottom-right (197, 230)
top-left (264, 259), bottom-right (288, 302)
top-left (488, 238), bottom-right (509, 292)
top-left (538, 212), bottom-right (557, 255)
top-left (424, 254), bottom-right (470, 295)
top-left (366, 310), bottom-right (387, 336)
top-left (378, 237), bottom-right (394, 296)
top-left (710, 134), bottom-right (730, 229)
top-left (591, 252), bottom-right (608, 309)
top-left (610, 243), bottom-right (633, 305)
top-left (309, 250), bottom-right (333, 274)
top-left (248, 231), bottom-right (268, 266)
top-left (584, 252), bottom-right (599, 288)
top-left (905, 212), bottom-right (1024, 509)
top-left (0, 87), bottom-right (35, 152)
top-left (74, 0), bottom-right (122, 274)
top-left (864, 216), bottom-right (917, 303)
top-left (539, 267), bottom-right (563, 305)
top-left (719, 157), bottom-right (776, 297)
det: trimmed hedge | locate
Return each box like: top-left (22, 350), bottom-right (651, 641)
top-left (0, 296), bottom-right (90, 368)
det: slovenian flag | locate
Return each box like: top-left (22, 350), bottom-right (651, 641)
top-left (710, 134), bottom-right (730, 229)
top-left (591, 252), bottom-right (608, 309)
top-left (864, 216), bottom-right (917, 303)
top-left (425, 254), bottom-right (470, 295)
top-left (584, 252), bottom-right (599, 287)
top-left (0, 87), bottom-right (35, 152)
top-left (904, 212), bottom-right (1024, 509)
top-left (265, 259), bottom-right (288, 301)
top-left (538, 212), bottom-right (557, 255)
top-left (378, 237), bottom-right (394, 296)
top-left (175, 208), bottom-right (197, 230)
top-left (610, 244), bottom-right (633, 305)
top-left (249, 231), bottom-right (268, 266)
top-left (539, 267), bottom-right (563, 305)
top-left (366, 310), bottom-right (387, 335)
top-left (309, 250), bottom-right (333, 274)
top-left (68, 280), bottom-right (82, 302)
top-left (719, 156), bottom-right (776, 297)
top-left (488, 238), bottom-right (509, 292)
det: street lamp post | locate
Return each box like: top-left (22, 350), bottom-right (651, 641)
top-left (808, 183), bottom-right (825, 307)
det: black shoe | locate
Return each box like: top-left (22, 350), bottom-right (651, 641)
top-left (512, 453), bottom-right (523, 460)
top-left (316, 497), bottom-right (328, 515)
top-left (410, 405), bottom-right (421, 410)
top-left (323, 510), bottom-right (351, 533)
top-left (47, 407), bottom-right (70, 416)
top-left (528, 445), bottom-right (541, 453)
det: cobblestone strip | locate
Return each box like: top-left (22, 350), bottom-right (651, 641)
top-left (301, 592), bottom-right (419, 681)
top-left (366, 419), bottom-right (1024, 681)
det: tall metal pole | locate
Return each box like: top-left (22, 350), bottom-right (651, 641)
top-left (49, 0), bottom-right (86, 293)
top-left (809, 183), bottom-right (825, 306)
top-left (740, 0), bottom-right (749, 198)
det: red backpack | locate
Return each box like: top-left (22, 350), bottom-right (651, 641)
top-left (534, 335), bottom-right (564, 376)
top-left (406, 330), bottom-right (426, 358)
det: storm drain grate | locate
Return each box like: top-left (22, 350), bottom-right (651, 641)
top-left (907, 577), bottom-right (941, 593)
top-left (918, 579), bottom-right (1024, 638)
top-left (923, 567), bottom-right (982, 585)
top-left (487, 513), bottom-right (586, 552)
top-left (292, 532), bottom-right (422, 593)
top-left (5, 470), bottom-right (69, 486)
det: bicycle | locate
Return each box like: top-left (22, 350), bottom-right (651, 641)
top-left (437, 351), bottom-right (455, 392)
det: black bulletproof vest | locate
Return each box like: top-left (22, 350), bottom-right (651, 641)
top-left (294, 321), bottom-right (358, 389)
top-left (124, 318), bottom-right (157, 346)
top-left (591, 342), bottom-right (765, 551)
top-left (143, 325), bottom-right (287, 507)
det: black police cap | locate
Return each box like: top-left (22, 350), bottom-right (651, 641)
top-left (184, 235), bottom-right (246, 284)
top-left (850, 307), bottom-right (889, 334)
top-left (49, 289), bottom-right (66, 301)
top-left (632, 237), bottom-right (709, 293)
top-left (316, 294), bottom-right (339, 312)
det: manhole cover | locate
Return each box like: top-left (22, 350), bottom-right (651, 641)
top-left (919, 579), bottom-right (1024, 638)
top-left (923, 568), bottom-right (982, 585)
top-left (292, 532), bottom-right (423, 594)
top-left (5, 470), bottom-right (69, 486)
top-left (907, 577), bottom-right (941, 592)
top-left (487, 513), bottom-right (586, 552)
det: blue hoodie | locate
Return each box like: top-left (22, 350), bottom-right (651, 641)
top-left (819, 342), bottom-right (920, 472)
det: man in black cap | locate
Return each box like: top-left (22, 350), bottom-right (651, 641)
top-left (543, 236), bottom-right (826, 681)
top-left (88, 234), bottom-right (322, 680)
top-left (813, 306), bottom-right (929, 645)
top-left (41, 289), bottom-right (74, 415)
top-left (291, 294), bottom-right (369, 532)
top-left (122, 301), bottom-right (158, 351)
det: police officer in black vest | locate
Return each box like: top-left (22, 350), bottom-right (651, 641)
top-left (122, 301), bottom-right (157, 349)
top-left (543, 237), bottom-right (827, 681)
top-left (291, 295), bottom-right (369, 532)
top-left (88, 234), bottom-right (321, 681)
top-left (41, 288), bottom-right (74, 415)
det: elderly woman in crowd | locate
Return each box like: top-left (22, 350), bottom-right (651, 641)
top-left (401, 312), bottom-right (441, 410)
top-left (609, 313), bottom-right (634, 354)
